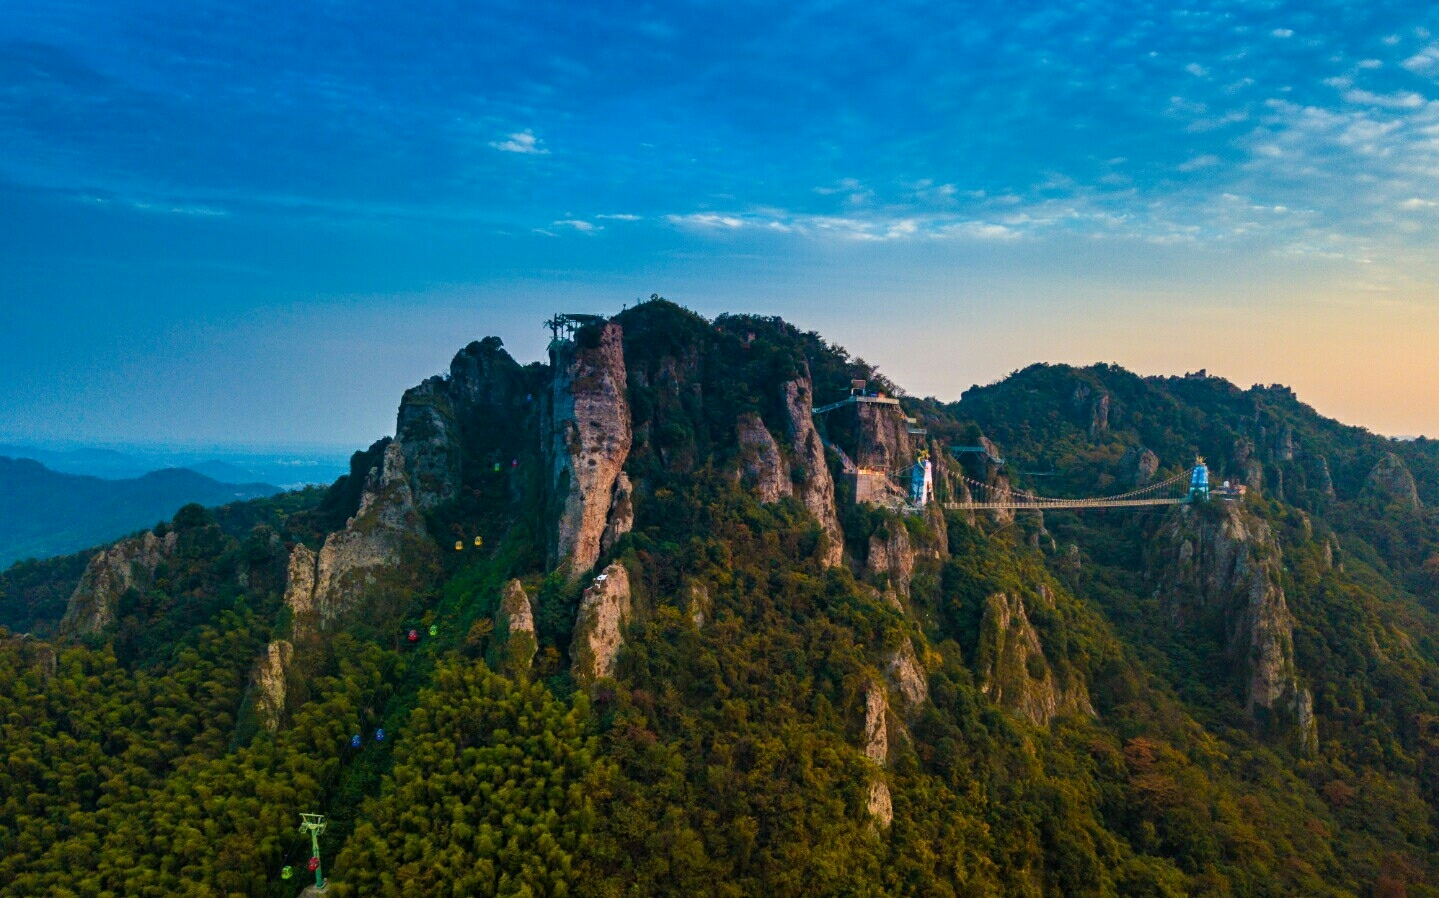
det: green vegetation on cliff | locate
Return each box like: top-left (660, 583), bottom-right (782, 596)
top-left (1, 300), bottom-right (1436, 897)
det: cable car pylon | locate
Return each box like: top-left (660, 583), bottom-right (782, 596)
top-left (298, 812), bottom-right (328, 891)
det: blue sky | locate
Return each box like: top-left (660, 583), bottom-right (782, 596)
top-left (3, 0), bottom-right (1439, 445)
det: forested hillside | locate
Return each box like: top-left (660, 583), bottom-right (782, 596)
top-left (1, 299), bottom-right (1436, 897)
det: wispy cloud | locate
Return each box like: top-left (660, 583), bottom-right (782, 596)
top-left (489, 130), bottom-right (549, 154)
top-left (1402, 45), bottom-right (1439, 75)
top-left (666, 213), bottom-right (745, 229)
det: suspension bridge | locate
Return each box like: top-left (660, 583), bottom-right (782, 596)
top-left (944, 465), bottom-right (1213, 511)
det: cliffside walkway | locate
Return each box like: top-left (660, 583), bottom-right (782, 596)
top-left (945, 467), bottom-right (1198, 511)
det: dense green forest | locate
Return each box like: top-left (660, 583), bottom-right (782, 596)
top-left (2, 300), bottom-right (1437, 897)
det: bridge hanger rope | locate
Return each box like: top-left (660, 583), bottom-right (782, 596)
top-left (947, 466), bottom-right (1194, 510)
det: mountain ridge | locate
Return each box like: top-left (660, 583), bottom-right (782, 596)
top-left (0, 455), bottom-right (283, 568)
top-left (1, 299), bottom-right (1436, 897)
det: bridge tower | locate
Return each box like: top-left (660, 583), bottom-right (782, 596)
top-left (910, 450), bottom-right (934, 507)
top-left (1188, 460), bottom-right (1210, 503)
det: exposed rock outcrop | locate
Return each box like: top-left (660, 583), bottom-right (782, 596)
top-left (1365, 453), bottom-right (1421, 509)
top-left (885, 638), bottom-right (928, 717)
top-left (861, 682), bottom-right (893, 827)
top-left (1312, 454), bottom-right (1337, 498)
top-left (685, 580), bottom-right (712, 627)
top-left (976, 590), bottom-right (1092, 726)
top-left (922, 498), bottom-right (950, 560)
top-left (1274, 426), bottom-right (1295, 462)
top-left (1120, 446), bottom-right (1160, 486)
top-left (989, 473), bottom-right (1016, 525)
top-left (61, 529), bottom-right (178, 636)
top-left (853, 401), bottom-right (910, 471)
top-left (866, 522), bottom-right (915, 598)
top-left (492, 579), bottom-right (537, 676)
top-left (1159, 503), bottom-right (1316, 748)
top-left (548, 322), bottom-right (634, 575)
top-left (600, 472), bottom-right (635, 554)
top-left (252, 640), bottom-right (293, 732)
top-left (287, 442), bottom-right (431, 631)
top-left (396, 337), bottom-right (532, 511)
top-left (1090, 392), bottom-right (1110, 436)
top-left (735, 412), bottom-right (792, 504)
top-left (782, 371), bottom-right (844, 567)
top-left (395, 377), bottom-right (462, 511)
top-left (571, 562), bottom-right (633, 684)
top-left (284, 544), bottom-right (319, 619)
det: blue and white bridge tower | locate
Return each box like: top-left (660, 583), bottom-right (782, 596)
top-left (1188, 459), bottom-right (1210, 503)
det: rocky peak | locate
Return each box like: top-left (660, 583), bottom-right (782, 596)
top-left (448, 336), bottom-right (525, 409)
top-left (976, 590), bottom-right (1092, 726)
top-left (547, 321), bottom-right (634, 575)
top-left (735, 412), bottom-right (792, 504)
top-left (782, 370), bottom-right (844, 567)
top-left (61, 529), bottom-right (178, 636)
top-left (571, 562), bottom-right (633, 685)
top-left (1365, 453), bottom-right (1421, 510)
top-left (493, 579), bottom-right (538, 677)
top-left (395, 377), bottom-right (462, 511)
top-left (289, 441), bottom-right (431, 631)
top-left (395, 337), bottom-right (531, 512)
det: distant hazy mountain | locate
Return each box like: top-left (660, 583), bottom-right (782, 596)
top-left (182, 459), bottom-right (263, 483)
top-left (0, 456), bottom-right (282, 567)
top-left (0, 443), bottom-right (348, 489)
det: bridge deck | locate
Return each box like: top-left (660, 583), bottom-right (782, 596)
top-left (945, 498), bottom-right (1187, 510)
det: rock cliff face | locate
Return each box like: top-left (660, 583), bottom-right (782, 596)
top-left (283, 544), bottom-right (318, 619)
top-left (1091, 392), bottom-right (1110, 436)
top-left (600, 472), bottom-right (635, 555)
top-left (61, 529), bottom-right (178, 636)
top-left (287, 441), bottom-right (431, 630)
top-left (396, 337), bottom-right (532, 511)
top-left (735, 413), bottom-right (792, 504)
top-left (976, 590), bottom-right (1092, 726)
top-left (866, 522), bottom-right (915, 598)
top-left (853, 401), bottom-right (910, 471)
top-left (548, 322), bottom-right (634, 575)
top-left (1158, 504), bottom-right (1316, 749)
top-left (1365, 453), bottom-right (1421, 509)
top-left (395, 377), bottom-right (462, 511)
top-left (571, 562), bottom-right (633, 685)
top-left (885, 638), bottom-right (928, 716)
top-left (493, 579), bottom-right (537, 676)
top-left (1312, 454), bottom-right (1337, 498)
top-left (862, 682), bottom-right (894, 827)
top-left (782, 371), bottom-right (844, 567)
top-left (253, 640), bottom-right (292, 732)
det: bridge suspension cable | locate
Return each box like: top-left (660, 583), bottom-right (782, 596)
top-left (944, 467), bottom-right (1197, 511)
